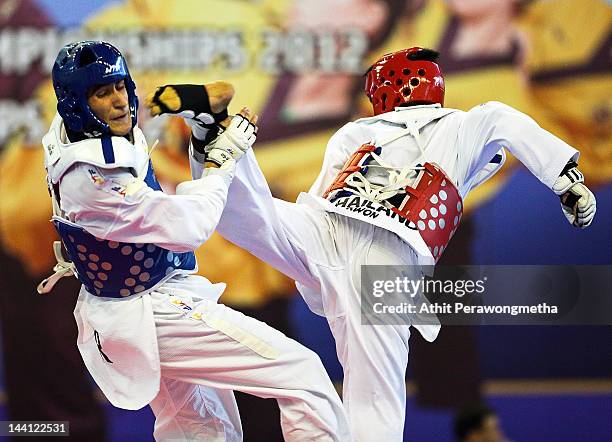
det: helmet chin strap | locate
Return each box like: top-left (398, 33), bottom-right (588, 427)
top-left (65, 125), bottom-right (133, 143)
top-left (65, 126), bottom-right (92, 142)
top-left (66, 103), bottom-right (136, 143)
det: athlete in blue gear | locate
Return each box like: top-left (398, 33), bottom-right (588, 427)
top-left (40, 40), bottom-right (350, 442)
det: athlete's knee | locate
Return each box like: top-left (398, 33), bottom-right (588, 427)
top-left (298, 350), bottom-right (338, 392)
top-left (294, 344), bottom-right (325, 369)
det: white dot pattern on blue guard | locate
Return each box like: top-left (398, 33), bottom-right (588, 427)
top-left (55, 189), bottom-right (196, 300)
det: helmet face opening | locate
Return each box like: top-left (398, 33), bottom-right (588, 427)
top-left (52, 41), bottom-right (138, 137)
top-left (364, 47), bottom-right (445, 116)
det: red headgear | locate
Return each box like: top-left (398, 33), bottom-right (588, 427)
top-left (364, 47), bottom-right (445, 116)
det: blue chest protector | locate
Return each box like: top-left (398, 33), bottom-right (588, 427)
top-left (54, 162), bottom-right (196, 298)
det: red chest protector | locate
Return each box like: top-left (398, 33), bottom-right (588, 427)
top-left (324, 143), bottom-right (463, 262)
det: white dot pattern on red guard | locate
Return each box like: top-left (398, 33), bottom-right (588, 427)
top-left (322, 146), bottom-right (463, 263)
top-left (393, 163), bottom-right (463, 262)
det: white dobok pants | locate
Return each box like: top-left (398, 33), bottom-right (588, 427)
top-left (148, 289), bottom-right (350, 441)
top-left (219, 196), bottom-right (424, 442)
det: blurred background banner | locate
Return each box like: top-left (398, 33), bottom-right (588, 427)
top-left (0, 1), bottom-right (610, 441)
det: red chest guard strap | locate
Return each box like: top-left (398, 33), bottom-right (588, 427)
top-left (323, 143), bottom-right (380, 199)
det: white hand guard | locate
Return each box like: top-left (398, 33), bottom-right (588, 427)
top-left (552, 163), bottom-right (596, 228)
top-left (201, 158), bottom-right (236, 186)
top-left (205, 114), bottom-right (257, 167)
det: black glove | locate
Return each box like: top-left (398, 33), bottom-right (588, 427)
top-left (145, 84), bottom-right (228, 144)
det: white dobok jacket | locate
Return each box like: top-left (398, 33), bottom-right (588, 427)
top-left (219, 102), bottom-right (578, 325)
top-left (42, 114), bottom-right (230, 409)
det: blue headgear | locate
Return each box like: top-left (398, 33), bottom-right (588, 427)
top-left (52, 41), bottom-right (138, 136)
